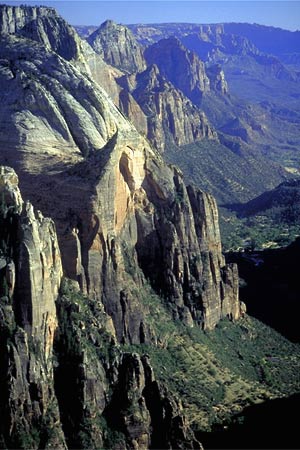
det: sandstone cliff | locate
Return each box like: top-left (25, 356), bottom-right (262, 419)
top-left (0, 167), bottom-right (201, 449)
top-left (0, 166), bottom-right (65, 449)
top-left (118, 64), bottom-right (217, 151)
top-left (144, 37), bottom-right (211, 105)
top-left (0, 7), bottom-right (242, 341)
top-left (85, 20), bottom-right (218, 151)
top-left (0, 4), bottom-right (86, 65)
top-left (88, 19), bottom-right (147, 74)
top-left (0, 6), bottom-right (245, 448)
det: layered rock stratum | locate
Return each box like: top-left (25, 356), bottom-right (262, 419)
top-left (0, 6), bottom-right (242, 337)
top-left (118, 64), bottom-right (217, 151)
top-left (88, 19), bottom-right (147, 73)
top-left (144, 36), bottom-right (211, 105)
top-left (0, 5), bottom-right (245, 449)
top-left (86, 19), bottom-right (218, 152)
top-left (0, 166), bottom-right (203, 449)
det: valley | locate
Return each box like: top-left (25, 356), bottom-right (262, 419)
top-left (0, 4), bottom-right (299, 449)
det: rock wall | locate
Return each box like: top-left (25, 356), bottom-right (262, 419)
top-left (54, 285), bottom-right (202, 449)
top-left (0, 12), bottom-right (242, 341)
top-left (0, 4), bottom-right (85, 63)
top-left (88, 19), bottom-right (147, 74)
top-left (86, 20), bottom-right (218, 151)
top-left (118, 64), bottom-right (217, 151)
top-left (0, 6), bottom-right (245, 448)
top-left (0, 169), bottom-right (201, 449)
top-left (0, 166), bottom-right (65, 449)
top-left (144, 37), bottom-right (210, 106)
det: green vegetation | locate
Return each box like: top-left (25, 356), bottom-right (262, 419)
top-left (165, 139), bottom-right (276, 205)
top-left (123, 285), bottom-right (300, 432)
top-left (220, 180), bottom-right (300, 251)
top-left (220, 209), bottom-right (300, 252)
top-left (55, 279), bottom-right (122, 449)
top-left (58, 278), bottom-right (117, 363)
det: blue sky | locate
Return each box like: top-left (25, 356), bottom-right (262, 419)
top-left (4, 1), bottom-right (300, 30)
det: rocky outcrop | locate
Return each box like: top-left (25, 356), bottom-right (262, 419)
top-left (0, 170), bottom-right (201, 449)
top-left (206, 64), bottom-right (229, 94)
top-left (106, 353), bottom-right (202, 449)
top-left (118, 64), bottom-right (217, 151)
top-left (0, 4), bottom-right (85, 64)
top-left (144, 37), bottom-right (210, 105)
top-left (82, 22), bottom-right (219, 152)
top-left (0, 166), bottom-right (65, 449)
top-left (88, 19), bottom-right (146, 74)
top-left (54, 283), bottom-right (202, 449)
top-left (129, 23), bottom-right (260, 60)
top-left (0, 10), bottom-right (241, 342)
top-left (134, 167), bottom-right (241, 329)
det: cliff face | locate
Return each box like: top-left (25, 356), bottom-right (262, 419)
top-left (0, 6), bottom-right (244, 448)
top-left (88, 19), bottom-right (147, 74)
top-left (118, 64), bottom-right (217, 151)
top-left (0, 4), bottom-right (84, 63)
top-left (0, 166), bottom-right (65, 449)
top-left (85, 20), bottom-right (218, 152)
top-left (0, 167), bottom-right (201, 449)
top-left (144, 37), bottom-right (211, 105)
top-left (0, 8), bottom-right (241, 340)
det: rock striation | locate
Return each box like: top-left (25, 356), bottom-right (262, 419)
top-left (0, 166), bottom-right (65, 449)
top-left (0, 7), bottom-right (242, 341)
top-left (118, 64), bottom-right (217, 151)
top-left (85, 20), bottom-right (218, 151)
top-left (0, 4), bottom-right (85, 64)
top-left (144, 37), bottom-right (210, 105)
top-left (0, 168), bottom-right (201, 449)
top-left (54, 284), bottom-right (202, 449)
top-left (0, 6), bottom-right (245, 448)
top-left (88, 19), bottom-right (147, 74)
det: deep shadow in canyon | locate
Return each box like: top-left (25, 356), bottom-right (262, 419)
top-left (227, 238), bottom-right (300, 343)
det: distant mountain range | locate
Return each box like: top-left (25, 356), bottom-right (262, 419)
top-left (1, 5), bottom-right (300, 449)
top-left (76, 21), bottom-right (300, 206)
top-left (76, 20), bottom-right (300, 253)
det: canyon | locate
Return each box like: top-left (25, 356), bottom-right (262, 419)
top-left (0, 5), bottom-right (300, 449)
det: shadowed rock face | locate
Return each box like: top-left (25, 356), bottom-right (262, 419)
top-left (0, 5), bottom-right (245, 448)
top-left (0, 8), bottom-right (241, 342)
top-left (118, 64), bottom-right (217, 151)
top-left (86, 21), bottom-right (218, 152)
top-left (144, 37), bottom-right (210, 106)
top-left (0, 168), bottom-right (202, 449)
top-left (0, 166), bottom-right (66, 449)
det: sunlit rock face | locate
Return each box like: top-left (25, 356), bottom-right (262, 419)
top-left (0, 5), bottom-right (245, 448)
top-left (0, 6), bottom-right (241, 343)
top-left (117, 64), bottom-right (217, 151)
top-left (0, 166), bottom-right (65, 449)
top-left (88, 19), bottom-right (147, 74)
top-left (86, 20), bottom-right (218, 152)
top-left (0, 4), bottom-right (84, 62)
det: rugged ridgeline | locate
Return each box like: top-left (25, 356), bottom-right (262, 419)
top-left (88, 19), bottom-right (147, 73)
top-left (86, 19), bottom-right (218, 152)
top-left (82, 19), bottom-right (290, 205)
top-left (0, 6), bottom-right (244, 448)
top-left (0, 166), bottom-right (65, 448)
top-left (1, 7), bottom-right (300, 449)
top-left (0, 166), bottom-right (202, 449)
top-left (0, 5), bottom-right (242, 335)
top-left (143, 36), bottom-right (226, 104)
top-left (117, 64), bottom-right (217, 151)
top-left (128, 22), bottom-right (300, 95)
